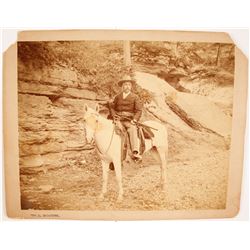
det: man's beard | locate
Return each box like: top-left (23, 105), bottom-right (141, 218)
top-left (123, 88), bottom-right (130, 93)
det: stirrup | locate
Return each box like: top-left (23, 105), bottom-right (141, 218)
top-left (133, 152), bottom-right (142, 162)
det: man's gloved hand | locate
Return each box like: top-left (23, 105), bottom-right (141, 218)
top-left (131, 119), bottom-right (137, 125)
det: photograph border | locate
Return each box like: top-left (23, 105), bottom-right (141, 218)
top-left (3, 29), bottom-right (248, 220)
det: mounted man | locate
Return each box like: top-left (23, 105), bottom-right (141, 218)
top-left (108, 75), bottom-right (143, 161)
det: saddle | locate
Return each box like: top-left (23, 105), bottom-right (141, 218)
top-left (141, 126), bottom-right (154, 139)
top-left (113, 121), bottom-right (154, 161)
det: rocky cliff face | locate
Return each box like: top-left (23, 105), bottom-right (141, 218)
top-left (18, 62), bottom-right (105, 173)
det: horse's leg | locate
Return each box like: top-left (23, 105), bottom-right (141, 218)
top-left (113, 158), bottom-right (123, 202)
top-left (99, 160), bottom-right (109, 200)
top-left (150, 146), bottom-right (161, 163)
top-left (157, 146), bottom-right (168, 193)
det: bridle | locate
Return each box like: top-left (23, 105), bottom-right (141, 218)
top-left (84, 113), bottom-right (115, 155)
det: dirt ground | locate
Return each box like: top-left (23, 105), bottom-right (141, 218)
top-left (20, 143), bottom-right (229, 211)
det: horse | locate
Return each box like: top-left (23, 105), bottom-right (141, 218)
top-left (83, 103), bottom-right (168, 202)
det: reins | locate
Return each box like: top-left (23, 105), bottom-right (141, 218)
top-left (94, 115), bottom-right (115, 155)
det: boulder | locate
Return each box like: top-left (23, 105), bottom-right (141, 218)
top-left (20, 154), bottom-right (44, 168)
top-left (135, 71), bottom-right (232, 137)
top-left (38, 185), bottom-right (54, 193)
top-left (18, 81), bottom-right (62, 97)
top-left (64, 88), bottom-right (97, 100)
top-left (19, 65), bottom-right (81, 88)
top-left (19, 142), bottom-right (66, 156)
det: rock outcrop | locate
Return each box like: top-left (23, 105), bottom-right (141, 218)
top-left (135, 72), bottom-right (232, 137)
top-left (18, 63), bottom-right (102, 173)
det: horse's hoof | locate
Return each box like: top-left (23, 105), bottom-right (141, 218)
top-left (99, 194), bottom-right (105, 201)
top-left (117, 195), bottom-right (123, 203)
top-left (109, 162), bottom-right (114, 171)
top-left (161, 182), bottom-right (167, 191)
top-left (161, 187), bottom-right (169, 200)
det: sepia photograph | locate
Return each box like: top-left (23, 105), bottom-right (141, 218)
top-left (17, 39), bottom-right (235, 211)
top-left (2, 29), bottom-right (247, 219)
top-left (1, 2), bottom-right (249, 249)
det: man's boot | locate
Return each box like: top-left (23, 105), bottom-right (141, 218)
top-left (133, 150), bottom-right (142, 162)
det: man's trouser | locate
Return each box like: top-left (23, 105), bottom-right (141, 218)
top-left (121, 121), bottom-right (140, 153)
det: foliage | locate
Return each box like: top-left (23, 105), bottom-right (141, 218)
top-left (18, 41), bottom-right (153, 102)
top-left (131, 41), bottom-right (235, 74)
top-left (18, 41), bottom-right (128, 97)
top-left (18, 40), bottom-right (235, 102)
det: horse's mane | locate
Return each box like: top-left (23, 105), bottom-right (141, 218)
top-left (88, 107), bottom-right (113, 126)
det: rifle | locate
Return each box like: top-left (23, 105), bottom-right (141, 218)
top-left (114, 115), bottom-right (158, 131)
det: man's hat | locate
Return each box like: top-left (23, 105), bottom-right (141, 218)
top-left (117, 75), bottom-right (135, 87)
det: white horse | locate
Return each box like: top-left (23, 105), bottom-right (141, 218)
top-left (83, 103), bottom-right (168, 202)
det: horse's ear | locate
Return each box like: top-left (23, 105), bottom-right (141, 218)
top-left (84, 103), bottom-right (88, 112)
top-left (95, 103), bottom-right (100, 113)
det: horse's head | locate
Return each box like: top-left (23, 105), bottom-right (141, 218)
top-left (83, 103), bottom-right (100, 144)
